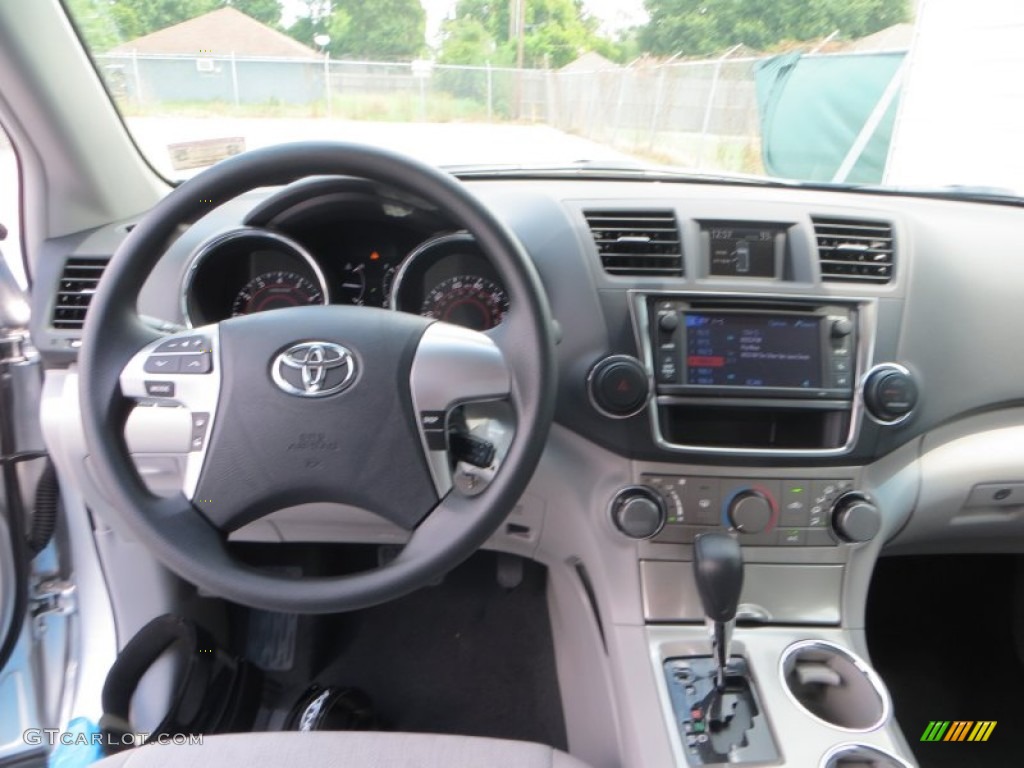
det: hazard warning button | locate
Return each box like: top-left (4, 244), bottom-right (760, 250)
top-left (588, 355), bottom-right (650, 418)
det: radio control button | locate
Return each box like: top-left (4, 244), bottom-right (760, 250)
top-left (830, 318), bottom-right (854, 338)
top-left (831, 359), bottom-right (852, 374)
top-left (832, 373), bottom-right (851, 388)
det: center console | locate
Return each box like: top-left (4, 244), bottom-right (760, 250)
top-left (593, 240), bottom-right (918, 764)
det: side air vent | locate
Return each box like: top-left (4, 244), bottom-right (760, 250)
top-left (813, 217), bottom-right (894, 283)
top-left (583, 209), bottom-right (683, 276)
top-left (51, 257), bottom-right (108, 330)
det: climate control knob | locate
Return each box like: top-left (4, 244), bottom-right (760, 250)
top-left (832, 493), bottom-right (881, 543)
top-left (610, 486), bottom-right (666, 540)
top-left (727, 490), bottom-right (774, 534)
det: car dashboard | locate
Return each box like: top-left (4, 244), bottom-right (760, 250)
top-left (31, 172), bottom-right (1024, 768)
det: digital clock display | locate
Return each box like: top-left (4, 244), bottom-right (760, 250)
top-left (706, 226), bottom-right (780, 278)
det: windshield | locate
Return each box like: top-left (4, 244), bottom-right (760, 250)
top-left (60, 0), bottom-right (1022, 198)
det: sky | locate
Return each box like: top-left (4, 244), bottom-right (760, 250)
top-left (280, 0), bottom-right (650, 45)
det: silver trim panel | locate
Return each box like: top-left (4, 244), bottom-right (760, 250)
top-left (586, 355), bottom-right (650, 420)
top-left (181, 227), bottom-right (330, 327)
top-left (408, 322), bottom-right (512, 496)
top-left (779, 639), bottom-right (892, 733)
top-left (628, 290), bottom-right (877, 457)
top-left (820, 743), bottom-right (914, 768)
top-left (119, 324), bottom-right (223, 498)
top-left (389, 231), bottom-right (474, 313)
top-left (861, 362), bottom-right (916, 426)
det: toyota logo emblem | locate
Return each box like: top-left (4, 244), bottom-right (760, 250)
top-left (272, 342), bottom-right (356, 397)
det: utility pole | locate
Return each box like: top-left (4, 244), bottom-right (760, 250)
top-left (511, 0), bottom-right (526, 118)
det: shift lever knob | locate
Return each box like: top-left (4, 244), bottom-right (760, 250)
top-left (693, 532), bottom-right (744, 692)
top-left (693, 532), bottom-right (743, 622)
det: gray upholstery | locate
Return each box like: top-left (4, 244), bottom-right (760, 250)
top-left (93, 732), bottom-right (594, 768)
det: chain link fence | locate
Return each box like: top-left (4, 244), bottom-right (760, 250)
top-left (96, 52), bottom-right (766, 173)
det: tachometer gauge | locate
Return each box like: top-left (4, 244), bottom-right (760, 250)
top-left (231, 271), bottom-right (325, 316)
top-left (420, 275), bottom-right (509, 331)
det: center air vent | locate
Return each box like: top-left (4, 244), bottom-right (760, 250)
top-left (584, 210), bottom-right (683, 276)
top-left (52, 257), bottom-right (108, 330)
top-left (813, 217), bottom-right (894, 283)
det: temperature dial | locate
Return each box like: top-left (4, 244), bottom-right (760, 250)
top-left (727, 490), bottom-right (775, 534)
top-left (832, 493), bottom-right (881, 543)
top-left (610, 486), bottom-right (666, 540)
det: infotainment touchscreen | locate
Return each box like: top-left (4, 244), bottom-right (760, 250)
top-left (684, 312), bottom-right (821, 389)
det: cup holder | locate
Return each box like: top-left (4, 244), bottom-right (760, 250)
top-left (780, 640), bottom-right (890, 731)
top-left (820, 743), bottom-right (913, 767)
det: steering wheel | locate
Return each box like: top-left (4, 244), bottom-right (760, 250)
top-left (79, 142), bottom-right (557, 613)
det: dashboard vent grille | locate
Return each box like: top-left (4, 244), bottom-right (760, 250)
top-left (583, 209), bottom-right (683, 276)
top-left (813, 217), bottom-right (894, 283)
top-left (52, 257), bottom-right (108, 330)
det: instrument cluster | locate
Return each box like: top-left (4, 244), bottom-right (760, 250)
top-left (183, 222), bottom-right (509, 332)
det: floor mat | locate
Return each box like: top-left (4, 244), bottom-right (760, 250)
top-left (866, 554), bottom-right (1024, 768)
top-left (302, 551), bottom-right (569, 749)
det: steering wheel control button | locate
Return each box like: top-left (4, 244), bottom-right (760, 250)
top-left (271, 341), bottom-right (356, 398)
top-left (419, 411), bottom-right (447, 450)
top-left (155, 335), bottom-right (208, 353)
top-left (179, 353), bottom-right (212, 374)
top-left (144, 355), bottom-right (181, 374)
top-left (191, 412), bottom-right (210, 451)
top-left (864, 364), bottom-right (918, 423)
top-left (588, 355), bottom-right (650, 418)
top-left (144, 381), bottom-right (175, 398)
top-left (610, 486), bottom-right (666, 540)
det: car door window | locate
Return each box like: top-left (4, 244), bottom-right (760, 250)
top-left (0, 130), bottom-right (24, 288)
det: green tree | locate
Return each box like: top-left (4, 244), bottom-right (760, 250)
top-left (335, 0), bottom-right (425, 60)
top-left (640, 0), bottom-right (911, 56)
top-left (440, 0), bottom-right (615, 68)
top-left (65, 0), bottom-right (122, 52)
top-left (223, 0), bottom-right (284, 27)
top-left (286, 0), bottom-right (423, 60)
top-left (106, 0), bottom-right (220, 41)
top-left (437, 17), bottom-right (498, 66)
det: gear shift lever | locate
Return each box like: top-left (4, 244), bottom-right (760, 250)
top-left (693, 532), bottom-right (743, 690)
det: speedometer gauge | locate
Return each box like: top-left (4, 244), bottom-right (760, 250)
top-left (231, 271), bottom-right (325, 316)
top-left (420, 275), bottom-right (509, 331)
